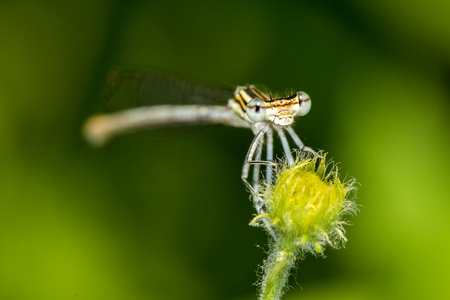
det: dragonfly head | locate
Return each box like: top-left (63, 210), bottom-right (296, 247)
top-left (272, 91), bottom-right (311, 127)
top-left (245, 91), bottom-right (311, 127)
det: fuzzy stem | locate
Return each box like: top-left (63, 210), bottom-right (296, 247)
top-left (260, 240), bottom-right (297, 300)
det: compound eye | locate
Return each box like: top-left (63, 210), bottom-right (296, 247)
top-left (246, 98), bottom-right (267, 122)
top-left (298, 91), bottom-right (311, 116)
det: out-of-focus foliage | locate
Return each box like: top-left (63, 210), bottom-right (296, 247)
top-left (0, 1), bottom-right (449, 299)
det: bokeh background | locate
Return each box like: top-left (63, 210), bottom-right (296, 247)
top-left (1, 0), bottom-right (450, 299)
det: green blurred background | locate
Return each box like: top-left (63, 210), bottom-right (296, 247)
top-left (1, 0), bottom-right (449, 299)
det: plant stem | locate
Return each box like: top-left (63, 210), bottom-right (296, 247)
top-left (260, 240), bottom-right (297, 300)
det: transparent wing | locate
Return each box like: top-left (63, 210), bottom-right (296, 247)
top-left (101, 67), bottom-right (235, 112)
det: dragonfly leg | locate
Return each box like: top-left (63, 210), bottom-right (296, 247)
top-left (265, 128), bottom-right (274, 187)
top-left (286, 127), bottom-right (319, 157)
top-left (242, 126), bottom-right (277, 196)
top-left (275, 127), bottom-right (295, 167)
top-left (252, 132), bottom-right (263, 191)
top-left (242, 125), bottom-right (279, 240)
top-left (252, 137), bottom-right (264, 214)
top-left (242, 127), bottom-right (265, 193)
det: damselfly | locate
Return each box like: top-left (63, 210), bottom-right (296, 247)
top-left (84, 67), bottom-right (316, 215)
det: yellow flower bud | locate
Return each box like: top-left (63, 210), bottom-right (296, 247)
top-left (252, 154), bottom-right (356, 255)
